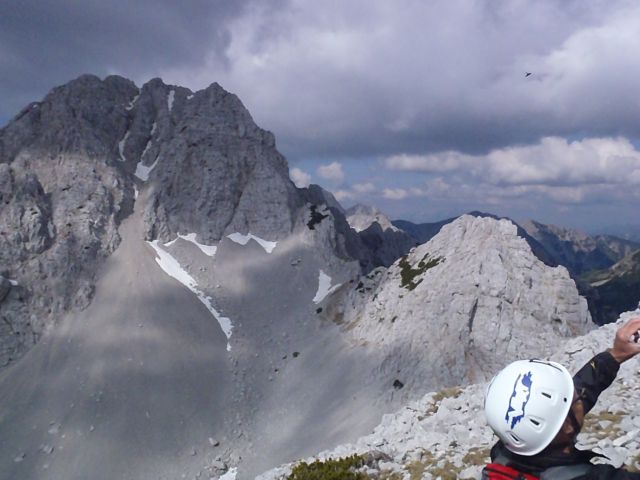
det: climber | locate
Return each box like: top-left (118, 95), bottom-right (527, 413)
top-left (483, 316), bottom-right (640, 479)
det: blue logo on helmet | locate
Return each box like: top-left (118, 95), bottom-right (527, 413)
top-left (505, 372), bottom-right (533, 429)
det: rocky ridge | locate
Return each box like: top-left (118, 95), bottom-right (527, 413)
top-left (258, 308), bottom-right (640, 480)
top-left (522, 220), bottom-right (639, 276)
top-left (322, 215), bottom-right (592, 406)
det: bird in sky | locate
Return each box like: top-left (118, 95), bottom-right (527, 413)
top-left (525, 72), bottom-right (532, 77)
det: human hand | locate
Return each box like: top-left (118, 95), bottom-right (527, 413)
top-left (609, 317), bottom-right (640, 363)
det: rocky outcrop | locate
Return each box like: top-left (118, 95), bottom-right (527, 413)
top-left (394, 212), bottom-right (558, 269)
top-left (330, 215), bottom-right (592, 397)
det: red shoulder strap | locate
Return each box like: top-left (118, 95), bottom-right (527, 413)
top-left (483, 463), bottom-right (539, 480)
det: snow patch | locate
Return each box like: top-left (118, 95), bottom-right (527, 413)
top-left (135, 156), bottom-right (160, 181)
top-left (8, 279), bottom-right (18, 287)
top-left (313, 270), bottom-right (342, 304)
top-left (118, 131), bottom-right (130, 162)
top-left (139, 122), bottom-right (157, 160)
top-left (164, 233), bottom-right (217, 257)
top-left (140, 139), bottom-right (152, 160)
top-left (125, 94), bottom-right (139, 110)
top-left (226, 233), bottom-right (277, 253)
top-left (147, 241), bottom-right (233, 350)
top-left (167, 90), bottom-right (175, 112)
top-left (187, 94), bottom-right (194, 100)
top-left (134, 186), bottom-right (139, 199)
top-left (220, 467), bottom-right (237, 480)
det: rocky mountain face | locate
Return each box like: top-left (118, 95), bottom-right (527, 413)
top-left (345, 204), bottom-right (417, 268)
top-left (0, 75), bottom-right (136, 367)
top-left (522, 220), bottom-right (639, 276)
top-left (0, 74), bottom-right (360, 369)
top-left (258, 310), bottom-right (640, 480)
top-left (321, 215), bottom-right (592, 403)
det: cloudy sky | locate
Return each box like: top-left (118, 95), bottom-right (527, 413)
top-left (2, 0), bottom-right (640, 232)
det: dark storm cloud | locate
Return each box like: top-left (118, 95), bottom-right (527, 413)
top-left (0, 0), bottom-right (272, 122)
top-left (171, 0), bottom-right (639, 160)
top-left (4, 0), bottom-right (639, 158)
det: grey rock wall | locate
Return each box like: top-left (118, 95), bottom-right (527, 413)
top-left (332, 215), bottom-right (592, 398)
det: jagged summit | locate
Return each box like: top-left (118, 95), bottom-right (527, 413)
top-left (0, 74), bottom-right (359, 368)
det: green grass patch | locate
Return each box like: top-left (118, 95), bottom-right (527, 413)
top-left (288, 455), bottom-right (366, 480)
top-left (399, 253), bottom-right (443, 291)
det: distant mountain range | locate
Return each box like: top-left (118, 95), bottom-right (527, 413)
top-left (596, 224), bottom-right (640, 243)
top-left (580, 249), bottom-right (640, 324)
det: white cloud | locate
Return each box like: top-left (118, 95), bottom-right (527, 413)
top-left (385, 153), bottom-right (466, 173)
top-left (385, 136), bottom-right (640, 188)
top-left (317, 161), bottom-right (345, 182)
top-left (382, 188), bottom-right (408, 200)
top-left (290, 167), bottom-right (312, 188)
top-left (331, 182), bottom-right (376, 201)
top-left (352, 182), bottom-right (376, 194)
top-left (382, 187), bottom-right (428, 200)
top-left (333, 190), bottom-right (355, 201)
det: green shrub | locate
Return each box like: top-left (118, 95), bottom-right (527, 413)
top-left (307, 205), bottom-right (329, 230)
top-left (288, 455), bottom-right (367, 480)
top-left (399, 253), bottom-right (443, 291)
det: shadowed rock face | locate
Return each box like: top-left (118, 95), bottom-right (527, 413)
top-left (0, 74), bottom-right (327, 368)
top-left (0, 75), bottom-right (135, 367)
top-left (123, 78), bottom-right (304, 243)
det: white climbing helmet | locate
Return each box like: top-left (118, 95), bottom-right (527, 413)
top-left (484, 359), bottom-right (574, 456)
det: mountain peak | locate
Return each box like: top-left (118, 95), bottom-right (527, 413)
top-left (346, 203), bottom-right (398, 232)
